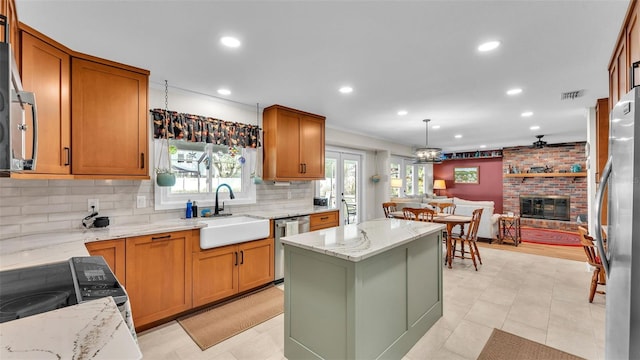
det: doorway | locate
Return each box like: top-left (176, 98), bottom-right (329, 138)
top-left (316, 150), bottom-right (362, 225)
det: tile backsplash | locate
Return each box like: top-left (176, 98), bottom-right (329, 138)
top-left (0, 179), bottom-right (313, 240)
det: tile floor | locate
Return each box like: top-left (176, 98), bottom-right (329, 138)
top-left (137, 247), bottom-right (605, 359)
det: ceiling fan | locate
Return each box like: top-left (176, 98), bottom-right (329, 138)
top-left (531, 135), bottom-right (575, 149)
top-left (532, 135), bottom-right (547, 148)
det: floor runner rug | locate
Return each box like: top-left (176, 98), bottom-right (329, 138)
top-left (177, 286), bottom-right (283, 350)
top-left (477, 328), bottom-right (585, 360)
top-left (521, 227), bottom-right (581, 247)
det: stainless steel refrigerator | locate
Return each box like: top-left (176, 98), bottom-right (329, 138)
top-left (594, 86), bottom-right (640, 360)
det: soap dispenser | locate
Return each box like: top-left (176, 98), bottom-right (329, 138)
top-left (186, 199), bottom-right (193, 219)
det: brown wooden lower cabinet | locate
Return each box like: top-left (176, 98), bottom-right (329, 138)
top-left (310, 210), bottom-right (339, 231)
top-left (85, 239), bottom-right (126, 287)
top-left (85, 229), bottom-right (274, 331)
top-left (192, 237), bottom-right (274, 308)
top-left (125, 230), bottom-right (194, 330)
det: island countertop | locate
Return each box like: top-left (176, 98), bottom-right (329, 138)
top-left (280, 218), bottom-right (445, 262)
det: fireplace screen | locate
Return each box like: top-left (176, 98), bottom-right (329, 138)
top-left (520, 195), bottom-right (570, 221)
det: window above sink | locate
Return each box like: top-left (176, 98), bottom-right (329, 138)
top-left (154, 140), bottom-right (257, 210)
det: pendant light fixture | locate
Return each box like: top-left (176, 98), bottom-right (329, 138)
top-left (414, 119), bottom-right (442, 164)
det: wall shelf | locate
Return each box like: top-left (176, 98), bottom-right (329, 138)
top-left (504, 172), bottom-right (587, 183)
top-left (442, 150), bottom-right (502, 161)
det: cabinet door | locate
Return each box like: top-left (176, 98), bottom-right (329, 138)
top-left (274, 109), bottom-right (302, 178)
top-left (85, 239), bottom-right (125, 286)
top-left (71, 58), bottom-right (148, 177)
top-left (125, 231), bottom-right (192, 329)
top-left (20, 31), bottom-right (71, 175)
top-left (299, 115), bottom-right (325, 179)
top-left (1, 0), bottom-right (19, 61)
top-left (192, 244), bottom-right (238, 307)
top-left (628, 3), bottom-right (639, 89)
top-left (238, 238), bottom-right (274, 292)
top-left (610, 39), bottom-right (627, 110)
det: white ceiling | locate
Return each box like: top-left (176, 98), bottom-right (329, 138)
top-left (16, 0), bottom-right (630, 153)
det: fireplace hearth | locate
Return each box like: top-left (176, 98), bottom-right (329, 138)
top-left (520, 195), bottom-right (570, 221)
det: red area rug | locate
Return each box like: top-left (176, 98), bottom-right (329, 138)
top-left (520, 227), bottom-right (581, 247)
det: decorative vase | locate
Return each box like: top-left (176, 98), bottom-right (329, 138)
top-left (156, 172), bottom-right (176, 187)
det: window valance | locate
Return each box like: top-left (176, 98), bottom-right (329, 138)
top-left (150, 108), bottom-right (261, 148)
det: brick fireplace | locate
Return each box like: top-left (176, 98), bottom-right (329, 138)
top-left (502, 143), bottom-right (587, 231)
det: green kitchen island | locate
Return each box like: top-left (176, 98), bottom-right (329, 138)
top-left (281, 218), bottom-right (445, 359)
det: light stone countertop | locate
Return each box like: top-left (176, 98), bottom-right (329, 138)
top-left (0, 207), bottom-right (339, 359)
top-left (0, 218), bottom-right (205, 271)
top-left (280, 218), bottom-right (445, 262)
top-left (0, 296), bottom-right (142, 360)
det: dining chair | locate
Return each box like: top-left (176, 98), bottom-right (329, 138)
top-left (402, 207), bottom-right (435, 222)
top-left (577, 226), bottom-right (606, 303)
top-left (382, 202), bottom-right (398, 218)
top-left (430, 202), bottom-right (456, 215)
top-left (342, 199), bottom-right (357, 224)
top-left (450, 208), bottom-right (483, 270)
top-left (428, 202), bottom-right (456, 214)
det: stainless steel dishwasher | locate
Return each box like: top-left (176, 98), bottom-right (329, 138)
top-left (274, 215), bottom-right (310, 283)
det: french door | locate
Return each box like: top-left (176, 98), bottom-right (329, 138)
top-left (317, 150), bottom-right (362, 225)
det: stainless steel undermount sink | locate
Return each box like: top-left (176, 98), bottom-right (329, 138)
top-left (199, 215), bottom-right (270, 249)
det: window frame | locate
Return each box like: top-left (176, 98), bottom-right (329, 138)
top-left (153, 140), bottom-right (257, 211)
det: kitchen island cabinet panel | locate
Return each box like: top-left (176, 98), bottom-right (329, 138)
top-left (283, 223), bottom-right (443, 360)
top-left (71, 57), bottom-right (149, 178)
top-left (263, 105), bottom-right (325, 181)
top-left (125, 230), bottom-right (193, 330)
top-left (85, 239), bottom-right (126, 286)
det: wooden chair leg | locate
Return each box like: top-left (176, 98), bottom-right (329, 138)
top-left (589, 269), bottom-right (599, 303)
top-left (472, 241), bottom-right (482, 264)
top-left (467, 240), bottom-right (478, 271)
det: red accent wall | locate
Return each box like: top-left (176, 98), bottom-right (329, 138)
top-left (433, 158), bottom-right (504, 213)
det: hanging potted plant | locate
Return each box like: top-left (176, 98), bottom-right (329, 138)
top-left (156, 80), bottom-right (177, 187)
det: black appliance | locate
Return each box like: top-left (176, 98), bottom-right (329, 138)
top-left (0, 256), bottom-right (126, 324)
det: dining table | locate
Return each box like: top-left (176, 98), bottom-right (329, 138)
top-left (389, 211), bottom-right (473, 268)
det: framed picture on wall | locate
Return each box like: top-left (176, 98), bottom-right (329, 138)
top-left (454, 167), bottom-right (479, 184)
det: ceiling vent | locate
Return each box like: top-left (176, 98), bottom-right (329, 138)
top-left (560, 89), bottom-right (585, 100)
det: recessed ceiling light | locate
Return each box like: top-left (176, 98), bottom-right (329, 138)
top-left (397, 110), bottom-right (408, 116)
top-left (479, 145), bottom-right (487, 148)
top-left (220, 36), bottom-right (241, 48)
top-left (432, 125), bottom-right (441, 129)
top-left (507, 88), bottom-right (522, 95)
top-left (454, 134), bottom-right (463, 139)
top-left (478, 40), bottom-right (500, 52)
top-left (530, 125), bottom-right (540, 130)
top-left (217, 88), bottom-right (231, 95)
top-left (339, 86), bottom-right (353, 94)
top-left (521, 111), bottom-right (534, 117)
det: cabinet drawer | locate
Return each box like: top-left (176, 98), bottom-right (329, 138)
top-left (310, 211), bottom-right (339, 231)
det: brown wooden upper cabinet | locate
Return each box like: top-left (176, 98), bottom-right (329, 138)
top-left (1, 0), bottom-right (20, 62)
top-left (263, 105), bottom-right (325, 181)
top-left (11, 20), bottom-right (150, 179)
top-left (71, 57), bottom-right (149, 177)
top-left (609, 0), bottom-right (639, 109)
top-left (19, 26), bottom-right (71, 176)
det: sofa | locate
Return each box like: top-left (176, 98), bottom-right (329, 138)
top-left (391, 196), bottom-right (499, 240)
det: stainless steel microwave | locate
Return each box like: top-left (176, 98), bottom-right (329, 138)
top-left (0, 16), bottom-right (38, 175)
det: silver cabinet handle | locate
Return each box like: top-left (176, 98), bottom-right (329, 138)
top-left (594, 156), bottom-right (612, 276)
